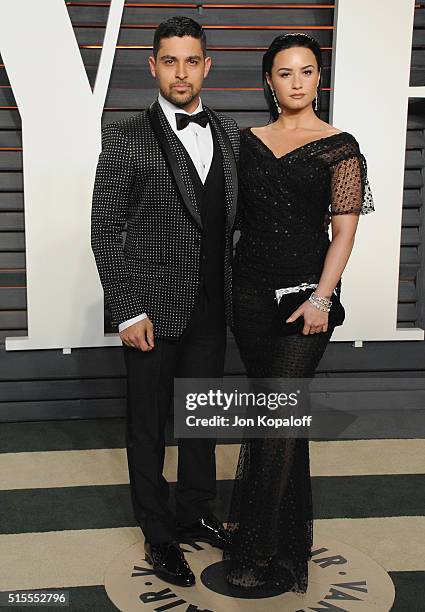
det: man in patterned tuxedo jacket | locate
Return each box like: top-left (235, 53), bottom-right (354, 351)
top-left (91, 17), bottom-right (239, 587)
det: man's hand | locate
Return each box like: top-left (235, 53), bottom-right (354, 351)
top-left (119, 317), bottom-right (155, 351)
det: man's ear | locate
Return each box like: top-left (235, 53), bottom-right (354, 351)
top-left (203, 55), bottom-right (212, 78)
top-left (148, 55), bottom-right (156, 78)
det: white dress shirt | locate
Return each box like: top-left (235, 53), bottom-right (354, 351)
top-left (118, 92), bottom-right (213, 333)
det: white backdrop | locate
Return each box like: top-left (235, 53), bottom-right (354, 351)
top-left (330, 0), bottom-right (423, 342)
top-left (0, 0), bottom-right (423, 351)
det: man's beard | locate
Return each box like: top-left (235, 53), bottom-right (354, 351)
top-left (160, 85), bottom-right (199, 108)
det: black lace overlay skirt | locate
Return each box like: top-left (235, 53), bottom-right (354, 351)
top-left (223, 284), bottom-right (334, 594)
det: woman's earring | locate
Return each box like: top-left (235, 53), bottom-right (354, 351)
top-left (271, 88), bottom-right (282, 114)
top-left (314, 83), bottom-right (320, 111)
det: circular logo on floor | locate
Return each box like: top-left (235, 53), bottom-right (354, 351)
top-left (104, 537), bottom-right (395, 611)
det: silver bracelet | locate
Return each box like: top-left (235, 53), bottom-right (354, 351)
top-left (313, 293), bottom-right (332, 306)
top-left (308, 292), bottom-right (332, 312)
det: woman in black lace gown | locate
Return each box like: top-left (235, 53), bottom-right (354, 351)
top-left (222, 33), bottom-right (375, 595)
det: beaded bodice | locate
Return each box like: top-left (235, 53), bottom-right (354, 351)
top-left (233, 127), bottom-right (374, 289)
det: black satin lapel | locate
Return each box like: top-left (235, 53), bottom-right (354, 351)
top-left (204, 107), bottom-right (238, 229)
top-left (147, 101), bottom-right (202, 229)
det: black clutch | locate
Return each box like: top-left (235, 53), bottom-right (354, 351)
top-left (274, 284), bottom-right (345, 335)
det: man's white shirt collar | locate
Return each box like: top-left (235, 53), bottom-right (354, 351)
top-left (158, 91), bottom-right (203, 129)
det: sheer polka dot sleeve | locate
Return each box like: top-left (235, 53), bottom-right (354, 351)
top-left (329, 150), bottom-right (375, 216)
top-left (91, 122), bottom-right (147, 327)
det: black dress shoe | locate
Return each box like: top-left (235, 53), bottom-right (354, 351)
top-left (176, 515), bottom-right (231, 549)
top-left (144, 540), bottom-right (195, 587)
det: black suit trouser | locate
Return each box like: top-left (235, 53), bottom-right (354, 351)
top-left (122, 288), bottom-right (226, 544)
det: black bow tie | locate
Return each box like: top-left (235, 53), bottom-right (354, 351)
top-left (175, 110), bottom-right (209, 131)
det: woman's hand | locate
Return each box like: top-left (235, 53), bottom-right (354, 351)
top-left (286, 300), bottom-right (329, 334)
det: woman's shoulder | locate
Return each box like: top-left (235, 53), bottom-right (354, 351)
top-left (241, 123), bottom-right (356, 140)
top-left (239, 126), bottom-right (264, 149)
top-left (320, 124), bottom-right (358, 144)
top-left (240, 126), bottom-right (254, 136)
top-left (240, 125), bottom-right (273, 136)
top-left (320, 129), bottom-right (362, 165)
top-left (322, 124), bottom-right (344, 136)
top-left (325, 125), bottom-right (359, 143)
top-left (316, 122), bottom-right (357, 142)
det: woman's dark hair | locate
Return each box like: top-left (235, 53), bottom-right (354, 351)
top-left (262, 32), bottom-right (322, 122)
top-left (153, 16), bottom-right (207, 58)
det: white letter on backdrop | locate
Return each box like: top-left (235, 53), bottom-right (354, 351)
top-left (331, 0), bottom-right (423, 341)
top-left (0, 0), bottom-right (125, 350)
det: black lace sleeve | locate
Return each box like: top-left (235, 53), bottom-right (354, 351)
top-left (328, 141), bottom-right (375, 216)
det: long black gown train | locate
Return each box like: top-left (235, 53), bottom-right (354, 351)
top-left (223, 128), bottom-right (375, 593)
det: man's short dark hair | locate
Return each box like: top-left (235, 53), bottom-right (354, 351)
top-left (153, 16), bottom-right (207, 58)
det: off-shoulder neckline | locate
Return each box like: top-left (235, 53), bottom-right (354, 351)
top-left (246, 127), bottom-right (352, 161)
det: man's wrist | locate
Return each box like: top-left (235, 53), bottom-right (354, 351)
top-left (118, 313), bottom-right (148, 332)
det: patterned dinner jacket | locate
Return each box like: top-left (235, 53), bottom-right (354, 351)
top-left (90, 99), bottom-right (240, 338)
